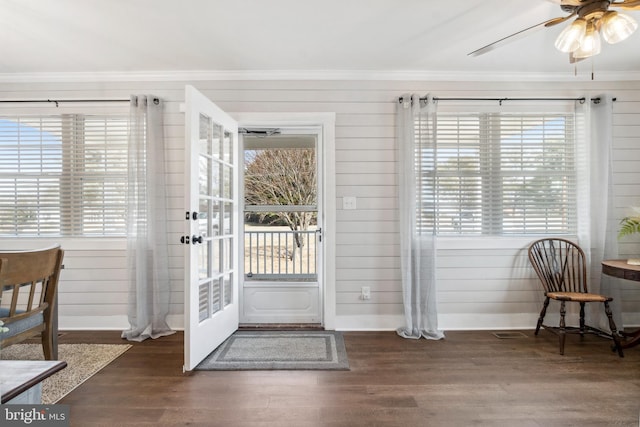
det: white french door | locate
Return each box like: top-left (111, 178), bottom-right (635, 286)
top-left (183, 85), bottom-right (239, 371)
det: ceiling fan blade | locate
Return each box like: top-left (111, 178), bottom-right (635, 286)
top-left (468, 14), bottom-right (575, 57)
top-left (611, 0), bottom-right (640, 10)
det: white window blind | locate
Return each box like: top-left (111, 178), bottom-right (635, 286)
top-left (417, 111), bottom-right (577, 235)
top-left (0, 114), bottom-right (128, 236)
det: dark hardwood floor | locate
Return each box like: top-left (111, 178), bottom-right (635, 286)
top-left (55, 329), bottom-right (640, 426)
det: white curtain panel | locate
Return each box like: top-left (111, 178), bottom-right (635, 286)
top-left (396, 94), bottom-right (444, 340)
top-left (122, 95), bottom-right (175, 342)
top-left (577, 95), bottom-right (621, 329)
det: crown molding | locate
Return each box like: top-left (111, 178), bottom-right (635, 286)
top-left (0, 69), bottom-right (639, 83)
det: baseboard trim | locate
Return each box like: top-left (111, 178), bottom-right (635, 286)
top-left (334, 313), bottom-right (542, 332)
top-left (59, 313), bottom-right (639, 332)
top-left (59, 314), bottom-right (185, 331)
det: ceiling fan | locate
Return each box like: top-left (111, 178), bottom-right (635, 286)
top-left (469, 0), bottom-right (640, 61)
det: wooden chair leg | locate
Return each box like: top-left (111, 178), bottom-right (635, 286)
top-left (536, 297), bottom-right (550, 335)
top-left (579, 302), bottom-right (586, 337)
top-left (559, 301), bottom-right (567, 355)
top-left (41, 327), bottom-right (57, 360)
top-left (604, 301), bottom-right (624, 358)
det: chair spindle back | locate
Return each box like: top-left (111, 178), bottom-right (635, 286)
top-left (528, 238), bottom-right (588, 294)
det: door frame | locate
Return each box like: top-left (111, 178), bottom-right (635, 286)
top-left (232, 112), bottom-right (336, 330)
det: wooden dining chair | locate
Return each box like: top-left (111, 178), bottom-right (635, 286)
top-left (0, 245), bottom-right (64, 360)
top-left (527, 238), bottom-right (623, 357)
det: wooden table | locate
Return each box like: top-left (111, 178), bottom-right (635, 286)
top-left (602, 259), bottom-right (640, 349)
top-left (0, 360), bottom-right (66, 404)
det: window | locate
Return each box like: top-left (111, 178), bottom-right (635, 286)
top-left (0, 114), bottom-right (128, 236)
top-left (418, 111), bottom-right (577, 235)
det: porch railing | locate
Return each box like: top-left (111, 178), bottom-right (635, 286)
top-left (244, 229), bottom-right (318, 280)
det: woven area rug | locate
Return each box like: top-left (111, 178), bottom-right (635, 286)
top-left (1, 343), bottom-right (131, 404)
top-left (196, 330), bottom-right (349, 370)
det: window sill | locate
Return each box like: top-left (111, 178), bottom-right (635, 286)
top-left (436, 235), bottom-right (577, 251)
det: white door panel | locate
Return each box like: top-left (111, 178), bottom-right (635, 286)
top-left (243, 285), bottom-right (321, 323)
top-left (184, 85), bottom-right (239, 371)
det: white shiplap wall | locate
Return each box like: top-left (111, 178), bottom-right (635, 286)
top-left (0, 78), bottom-right (639, 331)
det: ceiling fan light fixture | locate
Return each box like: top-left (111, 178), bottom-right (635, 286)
top-left (572, 21), bottom-right (602, 58)
top-left (600, 11), bottom-right (638, 44)
top-left (555, 17), bottom-right (587, 52)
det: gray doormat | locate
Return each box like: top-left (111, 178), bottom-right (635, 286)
top-left (195, 330), bottom-right (350, 371)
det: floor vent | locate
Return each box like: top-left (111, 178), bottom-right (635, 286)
top-left (492, 331), bottom-right (528, 339)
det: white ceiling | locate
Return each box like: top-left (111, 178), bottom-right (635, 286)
top-left (2, 0), bottom-right (640, 80)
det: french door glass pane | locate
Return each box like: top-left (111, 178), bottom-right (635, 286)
top-left (223, 130), bottom-right (232, 164)
top-left (212, 238), bottom-right (221, 276)
top-left (223, 202), bottom-right (233, 235)
top-left (198, 242), bottom-right (210, 280)
top-left (198, 198), bottom-right (210, 236)
top-left (223, 165), bottom-right (232, 199)
top-left (224, 273), bottom-right (232, 307)
top-left (198, 156), bottom-right (210, 196)
top-left (211, 161), bottom-right (220, 198)
top-left (213, 125), bottom-right (221, 159)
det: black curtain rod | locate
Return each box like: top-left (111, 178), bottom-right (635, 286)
top-left (0, 99), bottom-right (130, 107)
top-left (398, 96), bottom-right (615, 105)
